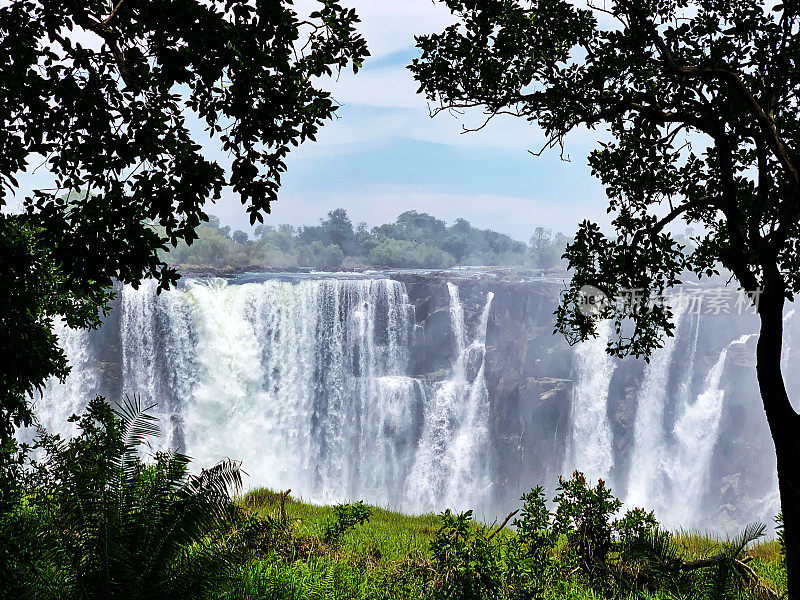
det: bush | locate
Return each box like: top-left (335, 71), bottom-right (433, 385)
top-left (321, 501), bottom-right (371, 544)
top-left (615, 507), bottom-right (659, 545)
top-left (552, 471), bottom-right (622, 576)
top-left (510, 485), bottom-right (557, 590)
top-left (429, 510), bottom-right (502, 600)
top-left (26, 396), bottom-right (243, 600)
top-left (0, 438), bottom-right (51, 595)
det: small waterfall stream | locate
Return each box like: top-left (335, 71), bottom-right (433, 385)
top-left (626, 310), bottom-right (687, 514)
top-left (563, 320), bottom-right (617, 484)
top-left (30, 319), bottom-right (99, 440)
top-left (664, 334), bottom-right (756, 527)
top-left (406, 284), bottom-right (494, 512)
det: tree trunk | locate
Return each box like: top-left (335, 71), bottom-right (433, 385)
top-left (756, 287), bottom-right (800, 599)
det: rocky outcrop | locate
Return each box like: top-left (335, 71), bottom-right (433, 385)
top-left (392, 270), bottom-right (781, 531)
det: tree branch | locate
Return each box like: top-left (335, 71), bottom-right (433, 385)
top-left (686, 66), bottom-right (798, 189)
top-left (103, 0), bottom-right (127, 25)
top-left (75, 15), bottom-right (136, 89)
top-left (487, 510), bottom-right (519, 541)
top-left (734, 558), bottom-right (783, 600)
top-left (621, 0), bottom-right (799, 190)
top-left (678, 555), bottom-right (781, 599)
top-left (630, 196), bottom-right (716, 247)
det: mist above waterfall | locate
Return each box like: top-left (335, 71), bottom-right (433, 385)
top-left (37, 270), bottom-right (783, 532)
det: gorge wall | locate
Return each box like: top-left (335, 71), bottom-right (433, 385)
top-left (34, 270), bottom-right (793, 533)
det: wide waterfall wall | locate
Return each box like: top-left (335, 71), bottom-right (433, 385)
top-left (39, 276), bottom-right (496, 513)
top-left (37, 272), bottom-right (787, 532)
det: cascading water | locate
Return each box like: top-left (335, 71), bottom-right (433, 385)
top-left (179, 278), bottom-right (419, 506)
top-left (626, 309), bottom-right (687, 513)
top-left (34, 273), bottom-right (784, 528)
top-left (28, 319), bottom-right (99, 440)
top-left (406, 283), bottom-right (495, 513)
top-left (119, 277), bottom-right (494, 511)
top-left (121, 282), bottom-right (196, 450)
top-left (661, 334), bottom-right (756, 527)
top-left (563, 320), bottom-right (617, 484)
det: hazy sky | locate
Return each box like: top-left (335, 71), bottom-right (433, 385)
top-left (9, 0), bottom-right (614, 242)
top-left (260, 0), bottom-right (611, 242)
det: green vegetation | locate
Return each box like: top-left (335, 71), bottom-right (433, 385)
top-left (158, 210), bottom-right (572, 273)
top-left (0, 398), bottom-right (786, 599)
top-left (218, 475), bottom-right (786, 600)
top-left (1, 397), bottom-right (243, 598)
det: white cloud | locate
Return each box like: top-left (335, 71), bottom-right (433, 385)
top-left (329, 68), bottom-right (422, 109)
top-left (296, 0), bottom-right (455, 60)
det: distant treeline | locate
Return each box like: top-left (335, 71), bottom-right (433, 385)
top-left (158, 209), bottom-right (572, 272)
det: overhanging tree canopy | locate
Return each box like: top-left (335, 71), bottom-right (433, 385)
top-left (0, 0), bottom-right (368, 436)
top-left (410, 0), bottom-right (800, 595)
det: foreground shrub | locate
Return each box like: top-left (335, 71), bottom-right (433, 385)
top-left (0, 437), bottom-right (51, 594)
top-left (552, 471), bottom-right (623, 576)
top-left (514, 486), bottom-right (556, 572)
top-left (26, 396), bottom-right (242, 600)
top-left (321, 501), bottom-right (372, 544)
top-left (429, 509), bottom-right (502, 600)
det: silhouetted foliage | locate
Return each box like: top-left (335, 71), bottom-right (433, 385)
top-left (0, 0), bottom-right (368, 437)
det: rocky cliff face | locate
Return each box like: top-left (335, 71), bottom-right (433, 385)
top-left (393, 273), bottom-right (574, 510)
top-left (38, 270), bottom-right (786, 531)
top-left (393, 271), bottom-right (782, 531)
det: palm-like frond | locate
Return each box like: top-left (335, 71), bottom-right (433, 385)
top-left (113, 394), bottom-right (160, 476)
top-left (698, 523), bottom-right (766, 600)
top-left (31, 396), bottom-right (244, 600)
top-left (624, 528), bottom-right (683, 575)
top-left (727, 522), bottom-right (766, 560)
top-left (142, 458), bottom-right (243, 587)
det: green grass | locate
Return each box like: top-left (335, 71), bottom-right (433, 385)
top-left (220, 488), bottom-right (786, 600)
top-left (240, 488), bottom-right (442, 564)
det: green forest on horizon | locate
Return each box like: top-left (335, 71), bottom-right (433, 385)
top-left (156, 209), bottom-right (573, 273)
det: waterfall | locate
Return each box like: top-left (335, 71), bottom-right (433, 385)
top-left (178, 278), bottom-right (418, 506)
top-left (121, 281), bottom-right (196, 450)
top-left (662, 334), bottom-right (756, 527)
top-left (626, 310), bottom-right (687, 512)
top-left (33, 273), bottom-right (782, 528)
top-left (564, 320), bottom-right (617, 484)
top-left (406, 283), bottom-right (495, 512)
top-left (121, 282), bottom-right (159, 409)
top-left (28, 319), bottom-right (99, 439)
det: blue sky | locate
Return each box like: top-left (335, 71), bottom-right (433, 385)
top-left (254, 1), bottom-right (611, 242)
top-left (8, 0), bottom-right (613, 242)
